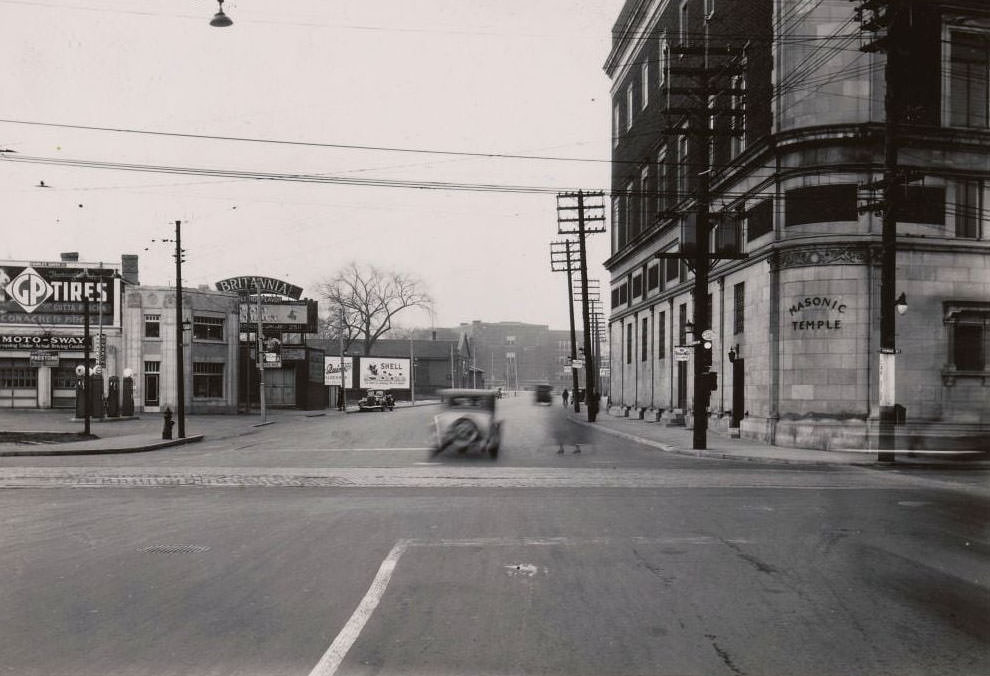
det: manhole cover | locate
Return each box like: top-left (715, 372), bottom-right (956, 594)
top-left (139, 544), bottom-right (210, 554)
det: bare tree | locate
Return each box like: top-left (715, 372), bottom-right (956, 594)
top-left (318, 263), bottom-right (433, 356)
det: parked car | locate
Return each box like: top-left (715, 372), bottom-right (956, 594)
top-left (534, 384), bottom-right (553, 405)
top-left (432, 389), bottom-right (502, 459)
top-left (358, 390), bottom-right (387, 412)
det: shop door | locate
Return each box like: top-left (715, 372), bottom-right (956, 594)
top-left (731, 359), bottom-right (745, 427)
top-left (0, 359), bottom-right (39, 408)
top-left (676, 361), bottom-right (688, 410)
top-left (51, 362), bottom-right (81, 409)
top-left (265, 367), bottom-right (296, 407)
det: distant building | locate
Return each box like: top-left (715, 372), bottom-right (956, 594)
top-left (458, 321), bottom-right (586, 391)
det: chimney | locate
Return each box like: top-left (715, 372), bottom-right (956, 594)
top-left (60, 252), bottom-right (79, 262)
top-left (121, 254), bottom-right (139, 285)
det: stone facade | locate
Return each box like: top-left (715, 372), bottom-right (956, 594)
top-left (604, 0), bottom-right (990, 451)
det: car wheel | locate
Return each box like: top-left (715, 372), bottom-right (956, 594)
top-left (450, 417), bottom-right (480, 444)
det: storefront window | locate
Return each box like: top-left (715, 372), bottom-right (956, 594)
top-left (0, 361), bottom-right (36, 388)
top-left (193, 362), bottom-right (224, 398)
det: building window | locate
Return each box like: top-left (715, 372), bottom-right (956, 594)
top-left (785, 184), bottom-right (858, 226)
top-left (193, 362), bottom-right (224, 398)
top-left (647, 264), bottom-right (660, 292)
top-left (613, 104), bottom-right (621, 146)
top-left (641, 61), bottom-right (650, 109)
top-left (730, 75), bottom-right (746, 158)
top-left (0, 361), bottom-right (37, 388)
top-left (900, 186), bottom-right (946, 225)
top-left (626, 180), bottom-right (637, 240)
top-left (626, 323), bottom-right (633, 364)
top-left (619, 282), bottom-right (629, 305)
top-left (657, 148), bottom-right (668, 218)
top-left (641, 318), bottom-right (649, 361)
top-left (677, 134), bottom-right (690, 196)
top-left (658, 311), bottom-right (666, 359)
top-left (943, 302), bottom-right (990, 380)
top-left (144, 314), bottom-right (161, 338)
top-left (746, 199), bottom-right (773, 241)
top-left (658, 36), bottom-right (668, 89)
top-left (611, 287), bottom-right (620, 307)
top-left (632, 274), bottom-right (643, 299)
top-left (627, 83), bottom-right (635, 128)
top-left (144, 361), bottom-right (160, 407)
top-left (505, 335), bottom-right (516, 345)
top-left (679, 0), bottom-right (690, 46)
top-left (733, 282), bottom-right (745, 335)
top-left (666, 255), bottom-right (681, 284)
top-left (641, 164), bottom-right (651, 232)
top-left (193, 316), bottom-right (225, 341)
top-left (952, 180), bottom-right (982, 238)
top-left (679, 303), bottom-right (687, 345)
top-left (945, 27), bottom-right (989, 129)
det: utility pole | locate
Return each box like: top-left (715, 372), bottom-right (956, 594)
top-left (550, 239), bottom-right (582, 413)
top-left (556, 191), bottom-right (606, 421)
top-left (255, 277), bottom-right (267, 425)
top-left (339, 305), bottom-right (347, 411)
top-left (651, 26), bottom-right (747, 449)
top-left (409, 337), bottom-right (415, 405)
top-left (855, 0), bottom-right (906, 463)
top-left (82, 276), bottom-right (91, 436)
top-left (174, 220), bottom-right (186, 438)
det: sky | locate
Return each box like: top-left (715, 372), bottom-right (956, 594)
top-left (0, 0), bottom-right (624, 332)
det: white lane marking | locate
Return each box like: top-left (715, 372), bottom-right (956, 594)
top-left (308, 539), bottom-right (411, 676)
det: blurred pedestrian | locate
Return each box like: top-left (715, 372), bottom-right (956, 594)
top-left (561, 388), bottom-right (569, 407)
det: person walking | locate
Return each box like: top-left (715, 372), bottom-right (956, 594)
top-left (561, 388), bottom-right (569, 407)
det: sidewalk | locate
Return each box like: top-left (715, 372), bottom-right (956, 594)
top-left (0, 400), bottom-right (442, 457)
top-left (567, 407), bottom-right (990, 468)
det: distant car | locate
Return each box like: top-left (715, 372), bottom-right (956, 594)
top-left (358, 390), bottom-right (387, 412)
top-left (534, 384), bottom-right (553, 405)
top-left (432, 389), bottom-right (502, 459)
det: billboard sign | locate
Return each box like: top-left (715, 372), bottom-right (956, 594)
top-left (359, 357), bottom-right (410, 390)
top-left (0, 262), bottom-right (121, 327)
top-left (239, 300), bottom-right (317, 333)
top-left (324, 356), bottom-right (354, 387)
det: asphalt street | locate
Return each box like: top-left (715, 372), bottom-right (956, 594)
top-left (1, 397), bottom-right (987, 675)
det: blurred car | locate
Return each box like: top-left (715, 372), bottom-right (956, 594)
top-left (358, 390), bottom-right (387, 412)
top-left (432, 389), bottom-right (502, 459)
top-left (534, 384), bottom-right (553, 405)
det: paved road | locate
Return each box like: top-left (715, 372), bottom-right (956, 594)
top-left (2, 398), bottom-right (987, 675)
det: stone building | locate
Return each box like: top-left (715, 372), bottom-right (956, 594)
top-left (604, 0), bottom-right (990, 450)
top-left (122, 285), bottom-right (240, 415)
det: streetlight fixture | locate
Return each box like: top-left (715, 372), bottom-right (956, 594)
top-left (210, 0), bottom-right (233, 27)
top-left (894, 292), bottom-right (908, 316)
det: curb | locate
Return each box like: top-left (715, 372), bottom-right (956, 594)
top-left (0, 434), bottom-right (205, 457)
top-left (567, 416), bottom-right (879, 467)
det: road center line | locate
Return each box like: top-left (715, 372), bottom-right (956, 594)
top-left (308, 539), bottom-right (411, 676)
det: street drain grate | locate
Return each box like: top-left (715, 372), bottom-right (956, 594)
top-left (139, 544), bottom-right (210, 554)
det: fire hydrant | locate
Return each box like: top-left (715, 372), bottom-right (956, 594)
top-left (162, 407), bottom-right (174, 440)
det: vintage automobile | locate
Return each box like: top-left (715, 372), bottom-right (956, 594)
top-left (432, 389), bottom-right (502, 459)
top-left (534, 383), bottom-right (553, 405)
top-left (357, 390), bottom-right (392, 412)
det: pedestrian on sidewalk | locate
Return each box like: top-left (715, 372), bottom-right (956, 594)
top-left (561, 389), bottom-right (569, 407)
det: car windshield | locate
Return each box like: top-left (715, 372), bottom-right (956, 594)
top-left (447, 395), bottom-right (494, 411)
